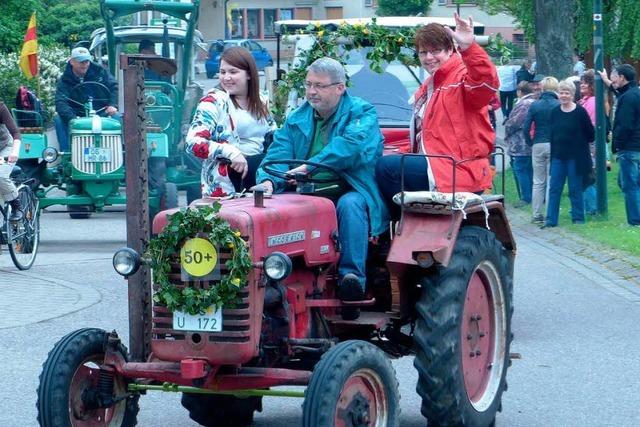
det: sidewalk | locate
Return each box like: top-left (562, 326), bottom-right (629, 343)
top-left (0, 269), bottom-right (101, 329)
top-left (507, 204), bottom-right (640, 287)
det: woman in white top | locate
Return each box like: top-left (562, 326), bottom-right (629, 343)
top-left (186, 47), bottom-right (275, 197)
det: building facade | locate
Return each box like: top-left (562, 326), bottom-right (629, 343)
top-left (197, 0), bottom-right (525, 57)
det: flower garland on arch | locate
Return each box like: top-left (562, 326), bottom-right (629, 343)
top-left (272, 17), bottom-right (511, 124)
top-left (145, 203), bottom-right (252, 315)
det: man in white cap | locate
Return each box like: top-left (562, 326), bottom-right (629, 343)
top-left (54, 46), bottom-right (118, 151)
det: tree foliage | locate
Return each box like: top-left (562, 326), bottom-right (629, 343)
top-left (0, 0), bottom-right (127, 53)
top-left (376, 0), bottom-right (433, 17)
top-left (479, 0), bottom-right (640, 62)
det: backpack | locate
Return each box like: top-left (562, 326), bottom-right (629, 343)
top-left (14, 86), bottom-right (47, 127)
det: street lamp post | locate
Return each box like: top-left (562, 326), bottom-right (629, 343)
top-left (593, 0), bottom-right (608, 215)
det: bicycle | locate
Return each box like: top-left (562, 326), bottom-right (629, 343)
top-left (0, 160), bottom-right (40, 270)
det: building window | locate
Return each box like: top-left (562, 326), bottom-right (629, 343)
top-left (231, 9), bottom-right (243, 39)
top-left (438, 0), bottom-right (447, 4)
top-left (228, 7), bottom-right (299, 40)
top-left (247, 9), bottom-right (260, 39)
top-left (264, 9), bottom-right (277, 38)
top-left (279, 8), bottom-right (293, 21)
top-left (326, 7), bottom-right (343, 19)
top-left (295, 7), bottom-right (312, 20)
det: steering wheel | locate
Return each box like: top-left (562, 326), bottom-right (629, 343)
top-left (68, 81), bottom-right (112, 114)
top-left (261, 159), bottom-right (342, 184)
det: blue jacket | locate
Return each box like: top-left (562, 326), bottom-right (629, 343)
top-left (523, 91), bottom-right (559, 146)
top-left (256, 93), bottom-right (390, 236)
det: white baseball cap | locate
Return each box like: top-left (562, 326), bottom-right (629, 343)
top-left (70, 47), bottom-right (91, 62)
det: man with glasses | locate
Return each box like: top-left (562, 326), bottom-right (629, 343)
top-left (54, 47), bottom-right (118, 151)
top-left (255, 57), bottom-right (389, 320)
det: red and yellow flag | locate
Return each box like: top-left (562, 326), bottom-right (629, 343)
top-left (19, 13), bottom-right (38, 79)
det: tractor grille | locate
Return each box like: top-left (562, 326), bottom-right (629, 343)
top-left (151, 249), bottom-right (252, 343)
top-left (71, 133), bottom-right (123, 174)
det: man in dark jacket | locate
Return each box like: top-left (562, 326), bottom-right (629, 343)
top-left (54, 47), bottom-right (118, 151)
top-left (523, 77), bottom-right (559, 223)
top-left (610, 64), bottom-right (640, 225)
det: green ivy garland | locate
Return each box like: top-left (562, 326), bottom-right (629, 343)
top-left (272, 17), bottom-right (512, 124)
top-left (145, 203), bottom-right (252, 316)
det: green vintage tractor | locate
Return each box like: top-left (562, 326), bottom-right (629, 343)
top-left (12, 0), bottom-right (204, 219)
top-left (91, 0), bottom-right (205, 203)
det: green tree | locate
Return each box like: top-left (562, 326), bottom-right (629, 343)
top-left (0, 0), bottom-right (49, 53)
top-left (376, 0), bottom-right (433, 17)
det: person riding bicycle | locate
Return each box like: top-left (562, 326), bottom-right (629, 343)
top-left (54, 47), bottom-right (118, 151)
top-left (0, 101), bottom-right (23, 221)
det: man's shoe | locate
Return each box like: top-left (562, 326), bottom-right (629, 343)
top-left (8, 199), bottom-right (23, 222)
top-left (531, 215), bottom-right (544, 224)
top-left (339, 273), bottom-right (364, 321)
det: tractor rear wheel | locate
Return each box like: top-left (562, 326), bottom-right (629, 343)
top-left (67, 205), bottom-right (93, 219)
top-left (181, 393), bottom-right (262, 427)
top-left (303, 340), bottom-right (400, 427)
top-left (413, 226), bottom-right (513, 427)
top-left (37, 328), bottom-right (139, 427)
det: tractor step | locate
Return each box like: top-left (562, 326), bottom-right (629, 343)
top-left (326, 312), bottom-right (392, 329)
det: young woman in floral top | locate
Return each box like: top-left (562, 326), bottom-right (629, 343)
top-left (186, 47), bottom-right (275, 197)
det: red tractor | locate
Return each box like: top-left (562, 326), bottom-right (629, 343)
top-left (36, 153), bottom-right (515, 426)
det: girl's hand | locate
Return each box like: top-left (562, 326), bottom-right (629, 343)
top-left (445, 13), bottom-right (475, 52)
top-left (230, 153), bottom-right (248, 178)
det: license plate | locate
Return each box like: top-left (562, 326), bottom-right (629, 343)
top-left (83, 147), bottom-right (112, 162)
top-left (173, 305), bottom-right (223, 332)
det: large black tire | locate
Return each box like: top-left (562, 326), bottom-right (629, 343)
top-left (186, 183), bottom-right (202, 204)
top-left (303, 340), bottom-right (400, 427)
top-left (181, 393), bottom-right (262, 427)
top-left (37, 328), bottom-right (140, 427)
top-left (413, 226), bottom-right (513, 427)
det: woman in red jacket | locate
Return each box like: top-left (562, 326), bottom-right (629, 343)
top-left (375, 14), bottom-right (500, 219)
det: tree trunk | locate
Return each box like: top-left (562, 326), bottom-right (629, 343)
top-left (534, 0), bottom-right (575, 78)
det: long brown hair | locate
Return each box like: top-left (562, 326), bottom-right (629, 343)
top-left (220, 47), bottom-right (268, 120)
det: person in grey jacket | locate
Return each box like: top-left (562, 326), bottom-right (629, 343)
top-left (523, 77), bottom-right (559, 223)
top-left (505, 81), bottom-right (539, 206)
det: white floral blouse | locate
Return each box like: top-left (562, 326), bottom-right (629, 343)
top-left (186, 88), bottom-right (275, 197)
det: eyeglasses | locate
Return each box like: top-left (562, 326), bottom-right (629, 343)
top-left (303, 81), bottom-right (341, 90)
top-left (418, 48), bottom-right (445, 57)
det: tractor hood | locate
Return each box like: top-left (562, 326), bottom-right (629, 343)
top-left (70, 116), bottom-right (121, 132)
top-left (153, 194), bottom-right (339, 267)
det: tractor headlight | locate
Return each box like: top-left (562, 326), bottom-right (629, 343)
top-left (42, 147), bottom-right (59, 163)
top-left (264, 252), bottom-right (292, 281)
top-left (113, 247), bottom-right (141, 277)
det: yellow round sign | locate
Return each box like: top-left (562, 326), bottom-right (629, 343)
top-left (180, 238), bottom-right (218, 277)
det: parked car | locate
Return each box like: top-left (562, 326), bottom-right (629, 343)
top-left (205, 39), bottom-right (273, 78)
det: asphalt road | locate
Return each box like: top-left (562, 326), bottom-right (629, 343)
top-left (1, 204), bottom-right (640, 426)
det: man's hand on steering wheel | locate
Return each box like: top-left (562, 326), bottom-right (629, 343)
top-left (105, 106), bottom-right (118, 116)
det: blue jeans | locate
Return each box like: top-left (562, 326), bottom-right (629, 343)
top-left (54, 115), bottom-right (69, 152)
top-left (336, 191), bottom-right (369, 290)
top-left (583, 184), bottom-right (597, 214)
top-left (375, 154), bottom-right (430, 220)
top-left (511, 155), bottom-right (533, 203)
top-left (546, 158), bottom-right (584, 226)
top-left (617, 150), bottom-right (640, 225)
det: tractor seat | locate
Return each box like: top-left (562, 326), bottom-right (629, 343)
top-left (18, 127), bottom-right (43, 134)
top-left (392, 190), bottom-right (493, 227)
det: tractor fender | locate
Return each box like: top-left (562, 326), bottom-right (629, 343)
top-left (386, 200), bottom-right (516, 274)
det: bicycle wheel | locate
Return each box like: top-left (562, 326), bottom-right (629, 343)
top-left (8, 185), bottom-right (40, 270)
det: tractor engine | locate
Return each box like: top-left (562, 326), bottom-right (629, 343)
top-left (151, 194), bottom-right (339, 366)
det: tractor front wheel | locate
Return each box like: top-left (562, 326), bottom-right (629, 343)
top-left (37, 328), bottom-right (139, 427)
top-left (413, 225), bottom-right (513, 427)
top-left (303, 340), bottom-right (400, 427)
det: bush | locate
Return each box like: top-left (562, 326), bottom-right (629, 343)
top-left (0, 45), bottom-right (67, 125)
